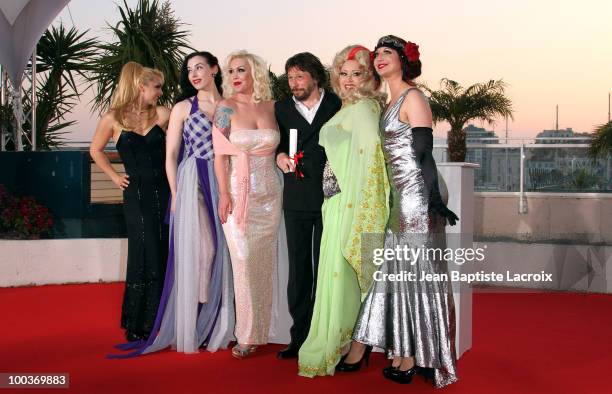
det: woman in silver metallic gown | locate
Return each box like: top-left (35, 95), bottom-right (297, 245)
top-left (337, 35), bottom-right (460, 387)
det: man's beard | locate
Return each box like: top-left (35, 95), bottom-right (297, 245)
top-left (292, 84), bottom-right (315, 101)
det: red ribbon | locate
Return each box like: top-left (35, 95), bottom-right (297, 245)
top-left (291, 150), bottom-right (305, 180)
top-left (347, 45), bottom-right (371, 61)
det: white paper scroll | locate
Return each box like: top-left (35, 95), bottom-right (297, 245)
top-left (289, 128), bottom-right (298, 172)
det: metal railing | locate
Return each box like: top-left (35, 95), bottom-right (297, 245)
top-left (435, 137), bottom-right (611, 212)
top-left (63, 138), bottom-right (612, 208)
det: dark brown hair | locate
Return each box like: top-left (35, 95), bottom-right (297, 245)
top-left (373, 35), bottom-right (422, 84)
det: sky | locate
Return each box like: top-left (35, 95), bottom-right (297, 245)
top-left (50, 0), bottom-right (612, 142)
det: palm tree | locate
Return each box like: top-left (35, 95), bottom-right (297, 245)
top-left (589, 121), bottom-right (612, 158)
top-left (29, 24), bottom-right (98, 149)
top-left (88, 0), bottom-right (192, 113)
top-left (269, 71), bottom-right (291, 101)
top-left (427, 78), bottom-right (513, 162)
top-left (0, 24), bottom-right (97, 150)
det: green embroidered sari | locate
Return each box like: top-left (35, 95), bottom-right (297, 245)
top-left (298, 98), bottom-right (389, 377)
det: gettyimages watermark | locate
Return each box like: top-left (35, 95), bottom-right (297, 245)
top-left (371, 243), bottom-right (552, 284)
top-left (359, 233), bottom-right (559, 294)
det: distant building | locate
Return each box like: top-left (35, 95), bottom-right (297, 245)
top-left (528, 128), bottom-right (610, 191)
top-left (465, 124), bottom-right (499, 144)
top-left (463, 125), bottom-right (519, 191)
top-left (451, 126), bottom-right (609, 192)
top-left (535, 128), bottom-right (591, 144)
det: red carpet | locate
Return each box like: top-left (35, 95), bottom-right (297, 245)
top-left (1, 283), bottom-right (611, 393)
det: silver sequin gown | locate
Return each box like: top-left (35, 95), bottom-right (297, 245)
top-left (352, 88), bottom-right (458, 388)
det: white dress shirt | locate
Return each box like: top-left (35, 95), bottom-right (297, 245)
top-left (292, 89), bottom-right (325, 124)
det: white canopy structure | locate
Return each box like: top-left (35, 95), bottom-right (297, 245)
top-left (0, 0), bottom-right (70, 150)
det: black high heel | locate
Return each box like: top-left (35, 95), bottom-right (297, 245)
top-left (384, 366), bottom-right (417, 384)
top-left (382, 364), bottom-right (398, 378)
top-left (335, 345), bottom-right (373, 372)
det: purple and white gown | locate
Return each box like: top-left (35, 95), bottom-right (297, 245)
top-left (111, 97), bottom-right (235, 357)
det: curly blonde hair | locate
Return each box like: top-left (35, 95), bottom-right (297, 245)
top-left (330, 45), bottom-right (385, 108)
top-left (222, 50), bottom-right (272, 103)
top-left (109, 61), bottom-right (164, 129)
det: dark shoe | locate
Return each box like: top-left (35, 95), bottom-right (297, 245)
top-left (277, 346), bottom-right (299, 359)
top-left (335, 345), bottom-right (372, 372)
top-left (382, 364), bottom-right (398, 378)
top-left (384, 366), bottom-right (417, 384)
top-left (125, 331), bottom-right (145, 342)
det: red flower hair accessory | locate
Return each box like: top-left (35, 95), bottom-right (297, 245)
top-left (404, 42), bottom-right (420, 62)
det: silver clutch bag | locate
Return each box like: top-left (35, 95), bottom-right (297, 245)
top-left (322, 160), bottom-right (341, 198)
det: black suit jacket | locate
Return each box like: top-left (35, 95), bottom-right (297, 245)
top-left (275, 91), bottom-right (342, 211)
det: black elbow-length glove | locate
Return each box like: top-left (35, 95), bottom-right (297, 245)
top-left (411, 127), bottom-right (459, 226)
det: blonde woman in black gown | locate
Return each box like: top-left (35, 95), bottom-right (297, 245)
top-left (90, 62), bottom-right (170, 342)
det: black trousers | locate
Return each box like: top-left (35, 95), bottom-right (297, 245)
top-left (283, 209), bottom-right (323, 348)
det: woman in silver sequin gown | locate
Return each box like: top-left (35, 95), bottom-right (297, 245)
top-left (344, 36), bottom-right (460, 387)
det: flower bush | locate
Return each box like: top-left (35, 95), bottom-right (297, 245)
top-left (0, 185), bottom-right (54, 239)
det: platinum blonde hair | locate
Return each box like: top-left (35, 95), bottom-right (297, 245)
top-left (222, 50), bottom-right (272, 103)
top-left (330, 45), bottom-right (385, 108)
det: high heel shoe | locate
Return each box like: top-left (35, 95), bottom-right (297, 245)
top-left (383, 366), bottom-right (417, 384)
top-left (335, 345), bottom-right (372, 372)
top-left (382, 364), bottom-right (398, 378)
top-left (231, 343), bottom-right (257, 359)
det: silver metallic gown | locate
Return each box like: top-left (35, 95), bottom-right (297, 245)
top-left (352, 88), bottom-right (458, 388)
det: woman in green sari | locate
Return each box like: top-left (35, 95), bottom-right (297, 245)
top-left (298, 45), bottom-right (389, 377)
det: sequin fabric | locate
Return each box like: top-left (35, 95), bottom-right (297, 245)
top-left (352, 89), bottom-right (458, 388)
top-left (222, 129), bottom-right (281, 345)
top-left (116, 125), bottom-right (170, 339)
top-left (322, 160), bottom-right (341, 198)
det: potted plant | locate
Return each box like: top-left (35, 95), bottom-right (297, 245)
top-left (0, 185), bottom-right (54, 239)
top-left (426, 78), bottom-right (513, 162)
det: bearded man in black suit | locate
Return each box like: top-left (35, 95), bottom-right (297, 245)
top-left (275, 52), bottom-right (341, 359)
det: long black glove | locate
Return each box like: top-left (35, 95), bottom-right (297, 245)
top-left (412, 127), bottom-right (459, 226)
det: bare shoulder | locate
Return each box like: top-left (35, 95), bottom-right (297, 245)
top-left (405, 87), bottom-right (427, 103)
top-left (99, 111), bottom-right (120, 132)
top-left (213, 99), bottom-right (235, 132)
top-left (100, 111), bottom-right (117, 124)
top-left (217, 98), bottom-right (236, 110)
top-left (170, 100), bottom-right (191, 117)
top-left (403, 89), bottom-right (430, 111)
top-left (156, 105), bottom-right (171, 121)
top-left (173, 99), bottom-right (192, 111)
top-left (257, 100), bottom-right (276, 118)
top-left (214, 99), bottom-right (236, 118)
top-left (401, 88), bottom-right (432, 126)
top-left (92, 111), bottom-right (120, 146)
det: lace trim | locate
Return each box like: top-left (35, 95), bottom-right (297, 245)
top-left (297, 328), bottom-right (353, 377)
top-left (344, 144), bottom-right (389, 293)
